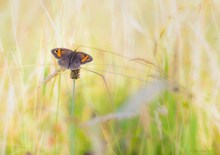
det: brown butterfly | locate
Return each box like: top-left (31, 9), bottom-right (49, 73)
top-left (51, 48), bottom-right (93, 70)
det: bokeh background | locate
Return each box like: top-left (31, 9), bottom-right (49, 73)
top-left (0, 0), bottom-right (220, 154)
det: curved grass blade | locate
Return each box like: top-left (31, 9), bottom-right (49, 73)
top-left (82, 68), bottom-right (113, 105)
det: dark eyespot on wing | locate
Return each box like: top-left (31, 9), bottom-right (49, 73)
top-left (84, 55), bottom-right (93, 63)
top-left (51, 49), bottom-right (61, 59)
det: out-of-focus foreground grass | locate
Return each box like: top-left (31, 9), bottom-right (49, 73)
top-left (0, 0), bottom-right (220, 154)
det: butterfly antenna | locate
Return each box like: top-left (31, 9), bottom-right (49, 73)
top-left (82, 67), bottom-right (113, 105)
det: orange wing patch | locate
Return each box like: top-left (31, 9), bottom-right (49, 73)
top-left (81, 55), bottom-right (89, 63)
top-left (57, 49), bottom-right (62, 57)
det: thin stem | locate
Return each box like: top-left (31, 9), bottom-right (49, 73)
top-left (69, 79), bottom-right (75, 155)
top-left (54, 72), bottom-right (61, 154)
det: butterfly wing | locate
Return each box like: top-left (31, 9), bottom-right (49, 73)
top-left (51, 48), bottom-right (73, 59)
top-left (68, 52), bottom-right (93, 70)
top-left (76, 52), bottom-right (93, 64)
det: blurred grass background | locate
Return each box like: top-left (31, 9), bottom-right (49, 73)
top-left (0, 0), bottom-right (220, 154)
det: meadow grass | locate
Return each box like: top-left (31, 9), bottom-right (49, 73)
top-left (0, 0), bottom-right (220, 154)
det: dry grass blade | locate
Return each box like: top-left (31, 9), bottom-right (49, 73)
top-left (75, 45), bottom-right (133, 60)
top-left (1, 82), bottom-right (15, 154)
top-left (83, 67), bottom-right (162, 82)
top-left (37, 67), bottom-right (65, 90)
top-left (80, 113), bottom-right (137, 127)
top-left (28, 67), bottom-right (65, 100)
top-left (129, 58), bottom-right (165, 74)
top-left (82, 67), bottom-right (113, 105)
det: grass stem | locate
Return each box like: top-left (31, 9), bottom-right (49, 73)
top-left (69, 79), bottom-right (75, 155)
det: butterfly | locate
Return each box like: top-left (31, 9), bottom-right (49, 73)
top-left (51, 48), bottom-right (93, 70)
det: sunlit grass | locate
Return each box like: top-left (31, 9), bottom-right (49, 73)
top-left (0, 0), bottom-right (220, 154)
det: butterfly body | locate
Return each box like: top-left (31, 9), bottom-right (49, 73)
top-left (51, 48), bottom-right (93, 70)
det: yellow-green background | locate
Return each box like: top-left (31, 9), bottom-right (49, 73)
top-left (0, 0), bottom-right (220, 154)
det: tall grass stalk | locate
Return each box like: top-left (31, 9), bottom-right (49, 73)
top-left (54, 73), bottom-right (61, 154)
top-left (69, 79), bottom-right (76, 155)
